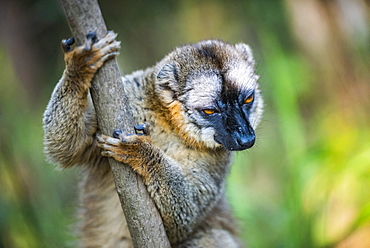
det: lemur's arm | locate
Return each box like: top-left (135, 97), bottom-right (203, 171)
top-left (97, 128), bottom-right (225, 243)
top-left (43, 32), bottom-right (120, 167)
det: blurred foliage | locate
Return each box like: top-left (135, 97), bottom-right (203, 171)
top-left (0, 0), bottom-right (369, 247)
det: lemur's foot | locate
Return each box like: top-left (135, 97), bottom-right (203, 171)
top-left (97, 124), bottom-right (153, 169)
top-left (62, 31), bottom-right (120, 75)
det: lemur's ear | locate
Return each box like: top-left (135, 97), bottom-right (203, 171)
top-left (235, 43), bottom-right (255, 67)
top-left (157, 63), bottom-right (177, 79)
top-left (156, 62), bottom-right (181, 104)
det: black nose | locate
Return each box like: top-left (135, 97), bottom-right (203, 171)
top-left (237, 135), bottom-right (255, 149)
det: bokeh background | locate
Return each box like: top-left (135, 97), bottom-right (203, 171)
top-left (1, 0), bottom-right (369, 247)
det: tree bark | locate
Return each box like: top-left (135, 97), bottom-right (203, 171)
top-left (60, 0), bottom-right (170, 247)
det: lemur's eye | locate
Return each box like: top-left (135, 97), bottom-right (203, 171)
top-left (244, 93), bottom-right (254, 104)
top-left (203, 109), bottom-right (216, 115)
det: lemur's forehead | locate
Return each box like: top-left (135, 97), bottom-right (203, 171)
top-left (225, 61), bottom-right (257, 91)
top-left (185, 73), bottom-right (221, 107)
top-left (184, 62), bottom-right (258, 106)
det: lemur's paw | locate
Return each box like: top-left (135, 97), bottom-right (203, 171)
top-left (97, 124), bottom-right (152, 166)
top-left (62, 31), bottom-right (121, 74)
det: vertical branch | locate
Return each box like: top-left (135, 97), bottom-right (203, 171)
top-left (60, 0), bottom-right (170, 247)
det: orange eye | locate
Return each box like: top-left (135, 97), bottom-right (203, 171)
top-left (244, 94), bottom-right (254, 104)
top-left (203, 109), bottom-right (216, 115)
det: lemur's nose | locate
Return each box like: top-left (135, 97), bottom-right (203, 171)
top-left (237, 135), bottom-right (255, 149)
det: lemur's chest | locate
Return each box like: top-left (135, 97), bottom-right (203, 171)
top-left (149, 124), bottom-right (231, 175)
top-left (151, 127), bottom-right (191, 162)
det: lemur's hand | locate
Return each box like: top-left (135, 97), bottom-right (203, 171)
top-left (62, 31), bottom-right (120, 77)
top-left (97, 124), bottom-right (156, 177)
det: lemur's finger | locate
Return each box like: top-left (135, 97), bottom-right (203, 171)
top-left (101, 151), bottom-right (131, 164)
top-left (112, 129), bottom-right (123, 139)
top-left (134, 123), bottom-right (150, 136)
top-left (98, 52), bottom-right (120, 64)
top-left (97, 133), bottom-right (122, 146)
top-left (98, 41), bottom-right (121, 55)
top-left (83, 32), bottom-right (98, 51)
top-left (93, 31), bottom-right (118, 49)
top-left (61, 37), bottom-right (75, 53)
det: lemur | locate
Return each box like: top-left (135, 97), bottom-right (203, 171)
top-left (43, 31), bottom-right (263, 247)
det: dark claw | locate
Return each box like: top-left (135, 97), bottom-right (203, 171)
top-left (134, 123), bottom-right (150, 136)
top-left (112, 129), bottom-right (123, 139)
top-left (86, 32), bottom-right (98, 44)
top-left (65, 37), bottom-right (75, 46)
top-left (61, 37), bottom-right (75, 52)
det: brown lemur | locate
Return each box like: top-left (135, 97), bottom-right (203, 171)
top-left (43, 31), bottom-right (263, 247)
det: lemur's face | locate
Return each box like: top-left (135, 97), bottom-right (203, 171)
top-left (156, 40), bottom-right (263, 151)
top-left (185, 70), bottom-right (261, 151)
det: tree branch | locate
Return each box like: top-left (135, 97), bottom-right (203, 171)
top-left (60, 0), bottom-right (170, 247)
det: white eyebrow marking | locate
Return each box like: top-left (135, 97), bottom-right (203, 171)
top-left (227, 63), bottom-right (257, 91)
top-left (186, 73), bottom-right (221, 108)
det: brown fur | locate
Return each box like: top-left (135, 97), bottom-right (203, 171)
top-left (43, 32), bottom-right (263, 247)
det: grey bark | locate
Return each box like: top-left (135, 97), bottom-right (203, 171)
top-left (60, 0), bottom-right (170, 247)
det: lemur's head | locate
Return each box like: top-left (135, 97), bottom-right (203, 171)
top-left (155, 40), bottom-right (263, 151)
